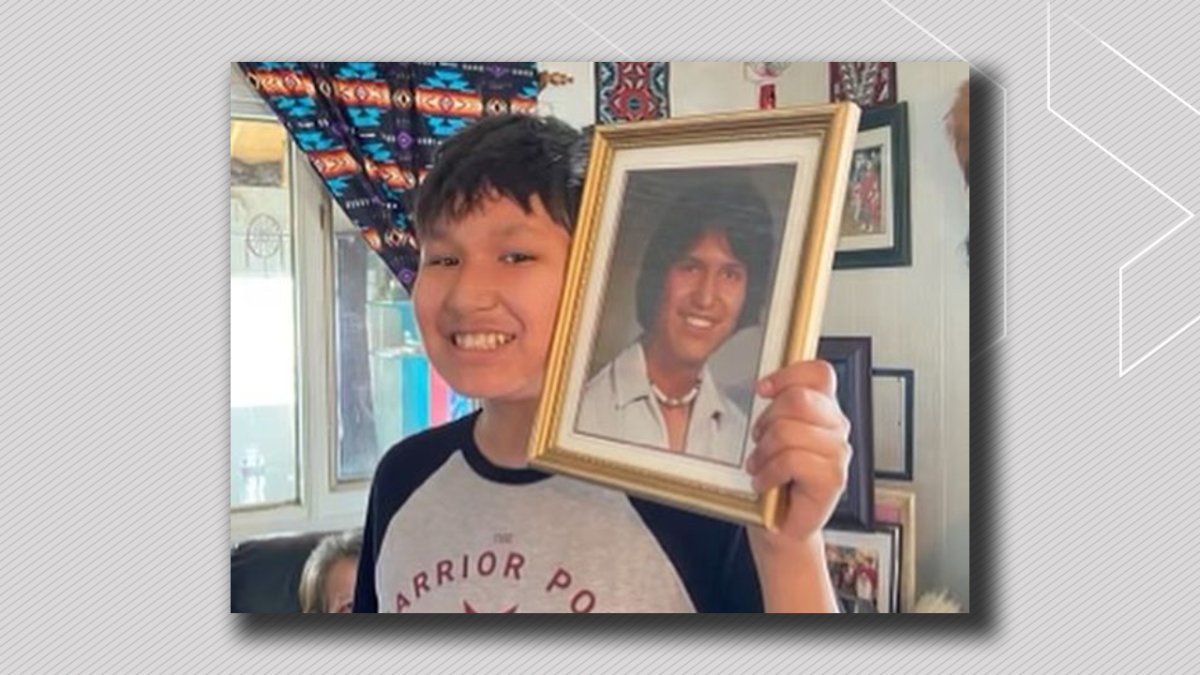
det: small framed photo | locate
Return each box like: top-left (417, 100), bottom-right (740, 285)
top-left (873, 367), bottom-right (914, 480)
top-left (817, 337), bottom-right (875, 530)
top-left (834, 102), bottom-right (910, 269)
top-left (824, 525), bottom-right (900, 613)
top-left (529, 104), bottom-right (862, 528)
top-left (875, 485), bottom-right (916, 612)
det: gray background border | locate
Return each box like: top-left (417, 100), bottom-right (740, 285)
top-left (3, 0), bottom-right (1198, 670)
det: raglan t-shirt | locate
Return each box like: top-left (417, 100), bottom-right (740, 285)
top-left (353, 412), bottom-right (763, 613)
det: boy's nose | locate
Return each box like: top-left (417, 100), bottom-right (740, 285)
top-left (691, 272), bottom-right (719, 308)
top-left (444, 264), bottom-right (499, 313)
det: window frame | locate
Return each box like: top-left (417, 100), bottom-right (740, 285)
top-left (230, 67), bottom-right (369, 541)
top-left (228, 111), bottom-right (304, 517)
top-left (328, 203), bottom-right (386, 491)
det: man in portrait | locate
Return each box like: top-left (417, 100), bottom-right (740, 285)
top-left (575, 180), bottom-right (776, 465)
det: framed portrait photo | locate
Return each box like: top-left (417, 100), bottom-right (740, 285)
top-left (528, 103), bottom-right (862, 529)
top-left (833, 102), bottom-right (910, 269)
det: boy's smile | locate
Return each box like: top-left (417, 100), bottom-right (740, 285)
top-left (446, 328), bottom-right (517, 364)
top-left (413, 192), bottom-right (570, 403)
top-left (452, 332), bottom-right (516, 351)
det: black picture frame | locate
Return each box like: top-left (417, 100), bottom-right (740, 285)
top-left (818, 337), bottom-right (875, 529)
top-left (872, 367), bottom-right (914, 481)
top-left (833, 102), bottom-right (911, 269)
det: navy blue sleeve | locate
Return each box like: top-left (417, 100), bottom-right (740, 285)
top-left (352, 480), bottom-right (380, 612)
top-left (629, 498), bottom-right (764, 613)
top-left (352, 416), bottom-right (474, 613)
top-left (717, 524), bottom-right (763, 613)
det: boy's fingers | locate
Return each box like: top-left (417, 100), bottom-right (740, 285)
top-left (745, 421), bottom-right (849, 473)
top-left (748, 419), bottom-right (811, 471)
top-left (757, 359), bottom-right (837, 398)
top-left (751, 386), bottom-right (847, 441)
top-left (750, 448), bottom-right (847, 494)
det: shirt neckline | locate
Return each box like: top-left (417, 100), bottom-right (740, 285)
top-left (458, 410), bottom-right (553, 485)
top-left (612, 340), bottom-right (725, 424)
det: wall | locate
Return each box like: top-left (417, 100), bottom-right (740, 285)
top-left (805, 63), bottom-right (971, 607)
top-left (538, 61), bottom-right (761, 128)
top-left (539, 61), bottom-right (971, 607)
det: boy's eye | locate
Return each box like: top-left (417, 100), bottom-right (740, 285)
top-left (425, 254), bottom-right (459, 267)
top-left (501, 252), bottom-right (536, 264)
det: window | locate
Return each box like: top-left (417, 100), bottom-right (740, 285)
top-left (230, 117), bottom-right (299, 510)
top-left (331, 209), bottom-right (475, 484)
top-left (229, 67), bottom-right (473, 537)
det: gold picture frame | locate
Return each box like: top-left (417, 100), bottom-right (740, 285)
top-left (529, 103), bottom-right (861, 529)
top-left (875, 485), bottom-right (916, 611)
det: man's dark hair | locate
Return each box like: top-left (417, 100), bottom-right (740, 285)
top-left (635, 180), bottom-right (776, 332)
top-left (414, 114), bottom-right (589, 237)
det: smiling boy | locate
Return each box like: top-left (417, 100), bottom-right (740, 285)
top-left (353, 114), bottom-right (850, 613)
top-left (577, 181), bottom-right (774, 461)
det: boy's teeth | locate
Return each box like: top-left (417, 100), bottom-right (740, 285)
top-left (685, 316), bottom-right (715, 328)
top-left (455, 332), bottom-right (513, 350)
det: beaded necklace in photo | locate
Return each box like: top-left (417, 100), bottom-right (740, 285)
top-left (650, 381), bottom-right (700, 407)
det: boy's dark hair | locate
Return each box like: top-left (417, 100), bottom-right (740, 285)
top-left (635, 180), bottom-right (776, 332)
top-left (413, 114), bottom-right (589, 237)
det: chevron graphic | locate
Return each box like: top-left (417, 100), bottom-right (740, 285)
top-left (1047, 6), bottom-right (1200, 377)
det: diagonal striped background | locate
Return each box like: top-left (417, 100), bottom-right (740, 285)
top-left (2, 0), bottom-right (1198, 670)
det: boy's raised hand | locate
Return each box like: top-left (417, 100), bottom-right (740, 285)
top-left (746, 359), bottom-right (852, 546)
top-left (743, 359), bottom-right (851, 611)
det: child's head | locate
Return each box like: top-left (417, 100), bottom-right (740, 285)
top-left (298, 530), bottom-right (362, 613)
top-left (414, 114), bottom-right (589, 239)
top-left (412, 115), bottom-right (589, 404)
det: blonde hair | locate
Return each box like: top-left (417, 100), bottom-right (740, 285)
top-left (298, 530), bottom-right (362, 613)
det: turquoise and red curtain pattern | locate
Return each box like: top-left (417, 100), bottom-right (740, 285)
top-left (238, 62), bottom-right (539, 291)
top-left (595, 62), bottom-right (670, 123)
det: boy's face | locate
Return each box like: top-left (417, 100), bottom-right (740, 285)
top-left (413, 192), bottom-right (570, 403)
top-left (646, 228), bottom-right (747, 370)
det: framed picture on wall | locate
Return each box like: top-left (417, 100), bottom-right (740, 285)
top-left (834, 102), bottom-right (911, 269)
top-left (875, 485), bottom-right (916, 611)
top-left (873, 367), bottom-right (915, 480)
top-left (528, 104), bottom-right (862, 529)
top-left (825, 525), bottom-right (900, 613)
top-left (817, 337), bottom-right (875, 529)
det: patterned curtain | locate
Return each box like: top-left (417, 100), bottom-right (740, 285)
top-left (237, 62), bottom-right (539, 292)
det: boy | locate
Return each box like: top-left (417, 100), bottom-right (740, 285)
top-left (353, 115), bottom-right (850, 613)
top-left (576, 180), bottom-right (775, 462)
